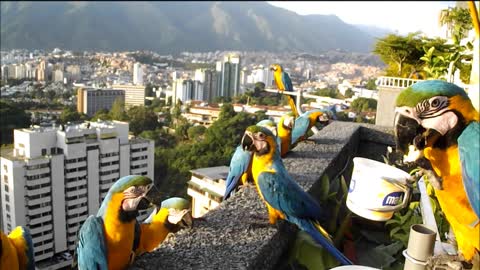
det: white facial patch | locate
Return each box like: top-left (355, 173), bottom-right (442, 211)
top-left (420, 111), bottom-right (458, 136)
top-left (167, 209), bottom-right (191, 224)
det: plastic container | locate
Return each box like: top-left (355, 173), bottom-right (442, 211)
top-left (346, 157), bottom-right (411, 221)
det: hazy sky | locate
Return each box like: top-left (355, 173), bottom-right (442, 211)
top-left (268, 1), bottom-right (457, 37)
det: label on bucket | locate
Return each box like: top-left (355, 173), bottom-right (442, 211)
top-left (382, 191), bottom-right (404, 206)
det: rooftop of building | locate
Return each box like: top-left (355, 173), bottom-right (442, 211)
top-left (190, 165), bottom-right (229, 181)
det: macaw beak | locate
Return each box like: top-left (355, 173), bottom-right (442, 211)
top-left (269, 65), bottom-right (276, 71)
top-left (140, 185), bottom-right (162, 209)
top-left (394, 113), bottom-right (424, 154)
top-left (241, 132), bottom-right (255, 151)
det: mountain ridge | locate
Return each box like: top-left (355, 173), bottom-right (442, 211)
top-left (0, 1), bottom-right (389, 54)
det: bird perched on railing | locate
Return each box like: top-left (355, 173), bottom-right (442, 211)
top-left (270, 64), bottom-right (299, 118)
top-left (291, 108), bottom-right (331, 148)
top-left (0, 226), bottom-right (35, 270)
top-left (241, 125), bottom-right (352, 265)
top-left (394, 80), bottom-right (479, 262)
top-left (75, 175), bottom-right (192, 270)
top-left (277, 112), bottom-right (295, 157)
top-left (224, 119), bottom-right (278, 200)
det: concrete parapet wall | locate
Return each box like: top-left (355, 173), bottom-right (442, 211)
top-left (131, 121), bottom-right (394, 270)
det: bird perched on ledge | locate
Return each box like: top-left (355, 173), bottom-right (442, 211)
top-left (270, 64), bottom-right (299, 118)
top-left (0, 226), bottom-right (35, 270)
top-left (241, 125), bottom-right (352, 265)
top-left (291, 108), bottom-right (330, 147)
top-left (394, 80), bottom-right (479, 262)
top-left (277, 112), bottom-right (295, 157)
top-left (224, 119), bottom-right (278, 200)
top-left (75, 175), bottom-right (192, 270)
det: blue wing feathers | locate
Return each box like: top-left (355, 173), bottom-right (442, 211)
top-left (298, 219), bottom-right (353, 265)
top-left (292, 115), bottom-right (310, 144)
top-left (77, 216), bottom-right (108, 270)
top-left (257, 171), bottom-right (325, 223)
top-left (21, 227), bottom-right (35, 270)
top-left (281, 72), bottom-right (293, 92)
top-left (458, 122), bottom-right (480, 219)
top-left (224, 146), bottom-right (252, 200)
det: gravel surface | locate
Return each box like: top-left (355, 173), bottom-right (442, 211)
top-left (131, 122), bottom-right (393, 270)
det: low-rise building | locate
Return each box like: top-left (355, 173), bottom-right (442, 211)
top-left (187, 166), bottom-right (228, 218)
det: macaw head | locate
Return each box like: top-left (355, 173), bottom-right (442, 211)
top-left (98, 175), bottom-right (159, 221)
top-left (394, 80), bottom-right (477, 162)
top-left (306, 109), bottom-right (329, 125)
top-left (241, 125), bottom-right (277, 156)
top-left (322, 105), bottom-right (338, 121)
top-left (270, 64), bottom-right (283, 73)
top-left (256, 119), bottom-right (278, 136)
top-left (279, 112), bottom-right (295, 130)
top-left (2, 226), bottom-right (35, 270)
top-left (160, 197), bottom-right (193, 232)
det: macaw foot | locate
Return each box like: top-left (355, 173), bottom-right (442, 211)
top-left (417, 168), bottom-right (443, 190)
top-left (426, 254), bottom-right (467, 270)
top-left (303, 139), bottom-right (317, 145)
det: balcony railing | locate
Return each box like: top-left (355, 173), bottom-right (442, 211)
top-left (375, 76), bottom-right (424, 89)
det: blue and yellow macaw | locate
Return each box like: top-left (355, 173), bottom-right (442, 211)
top-left (394, 80), bottom-right (479, 261)
top-left (241, 125), bottom-right (352, 265)
top-left (270, 64), bottom-right (299, 118)
top-left (224, 119), bottom-right (278, 200)
top-left (291, 109), bottom-right (330, 146)
top-left (75, 175), bottom-right (192, 270)
top-left (0, 226), bottom-right (35, 270)
top-left (277, 112), bottom-right (295, 158)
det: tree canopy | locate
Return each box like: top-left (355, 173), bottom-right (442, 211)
top-left (0, 100), bottom-right (31, 144)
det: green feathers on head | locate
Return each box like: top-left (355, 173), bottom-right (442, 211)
top-left (396, 80), bottom-right (469, 107)
top-left (109, 175), bottom-right (153, 194)
top-left (246, 125), bottom-right (275, 138)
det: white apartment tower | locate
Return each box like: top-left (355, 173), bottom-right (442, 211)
top-left (133, 62), bottom-right (144, 86)
top-left (0, 120), bottom-right (154, 269)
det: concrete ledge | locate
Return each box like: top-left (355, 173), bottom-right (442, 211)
top-left (131, 121), bottom-right (394, 270)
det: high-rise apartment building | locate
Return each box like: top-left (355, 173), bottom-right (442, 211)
top-left (37, 60), bottom-right (47, 82)
top-left (0, 120), bottom-right (154, 269)
top-left (14, 64), bottom-right (26, 79)
top-left (66, 65), bottom-right (81, 82)
top-left (77, 88), bottom-right (125, 116)
top-left (216, 53), bottom-right (241, 98)
top-left (194, 69), bottom-right (217, 102)
top-left (110, 84), bottom-right (145, 108)
top-left (133, 62), bottom-right (144, 86)
top-left (1, 65), bottom-right (10, 81)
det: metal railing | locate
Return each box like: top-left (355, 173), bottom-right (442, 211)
top-left (264, 88), bottom-right (331, 134)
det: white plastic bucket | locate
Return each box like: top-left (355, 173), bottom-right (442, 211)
top-left (346, 157), bottom-right (411, 221)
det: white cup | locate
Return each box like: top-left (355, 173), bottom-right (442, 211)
top-left (346, 157), bottom-right (412, 221)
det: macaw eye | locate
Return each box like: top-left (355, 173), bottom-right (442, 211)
top-left (431, 98), bottom-right (440, 107)
top-left (258, 133), bottom-right (265, 139)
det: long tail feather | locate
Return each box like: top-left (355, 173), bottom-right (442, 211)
top-left (287, 96), bottom-right (299, 118)
top-left (300, 220), bottom-right (353, 265)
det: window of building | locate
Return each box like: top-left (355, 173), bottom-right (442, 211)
top-left (3, 164), bottom-right (7, 172)
top-left (5, 194), bottom-right (9, 202)
top-left (5, 204), bottom-right (10, 211)
top-left (41, 148), bottom-right (47, 156)
top-left (4, 185), bottom-right (8, 192)
top-left (3, 175), bottom-right (8, 183)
